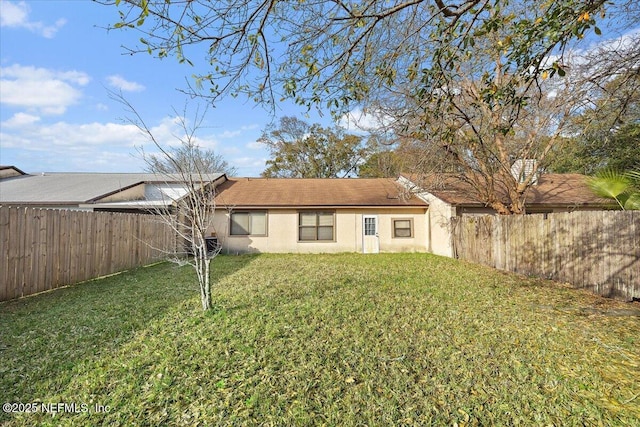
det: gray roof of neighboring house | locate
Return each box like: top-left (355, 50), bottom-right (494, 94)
top-left (0, 165), bottom-right (27, 178)
top-left (0, 172), bottom-right (224, 205)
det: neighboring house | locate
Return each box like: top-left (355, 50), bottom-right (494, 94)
top-left (0, 165), bottom-right (27, 179)
top-left (211, 177), bottom-right (429, 254)
top-left (400, 173), bottom-right (616, 257)
top-left (0, 168), bottom-right (225, 213)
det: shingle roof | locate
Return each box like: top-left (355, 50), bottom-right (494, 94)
top-left (402, 173), bottom-right (613, 208)
top-left (214, 178), bottom-right (428, 208)
top-left (0, 172), bottom-right (224, 204)
top-left (526, 174), bottom-right (613, 207)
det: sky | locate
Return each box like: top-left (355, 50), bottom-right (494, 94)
top-left (1, 1), bottom-right (637, 177)
top-left (0, 0), bottom-right (333, 176)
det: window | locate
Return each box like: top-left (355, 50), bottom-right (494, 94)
top-left (299, 211), bottom-right (335, 241)
top-left (230, 211), bottom-right (267, 236)
top-left (393, 218), bottom-right (413, 238)
top-left (364, 217), bottom-right (377, 236)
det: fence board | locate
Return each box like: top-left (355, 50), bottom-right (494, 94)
top-left (0, 207), bottom-right (8, 300)
top-left (15, 208), bottom-right (26, 298)
top-left (0, 207), bottom-right (174, 301)
top-left (452, 210), bottom-right (640, 301)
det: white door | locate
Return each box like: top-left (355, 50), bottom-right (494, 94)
top-left (363, 215), bottom-right (379, 254)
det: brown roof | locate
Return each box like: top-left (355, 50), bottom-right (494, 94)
top-left (403, 173), bottom-right (613, 208)
top-left (214, 178), bottom-right (428, 208)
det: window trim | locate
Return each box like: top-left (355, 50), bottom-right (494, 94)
top-left (392, 217), bottom-right (414, 239)
top-left (229, 211), bottom-right (268, 236)
top-left (298, 210), bottom-right (336, 242)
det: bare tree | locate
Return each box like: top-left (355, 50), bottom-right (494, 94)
top-left (147, 140), bottom-right (238, 176)
top-left (113, 93), bottom-right (223, 310)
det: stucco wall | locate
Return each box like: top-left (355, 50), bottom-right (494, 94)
top-left (422, 196), bottom-right (456, 257)
top-left (211, 208), bottom-right (428, 254)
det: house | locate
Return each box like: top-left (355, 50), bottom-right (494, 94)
top-left (0, 168), bottom-right (225, 213)
top-left (0, 165), bottom-right (27, 179)
top-left (2, 165), bottom-right (614, 256)
top-left (210, 177), bottom-right (429, 254)
top-left (400, 173), bottom-right (616, 257)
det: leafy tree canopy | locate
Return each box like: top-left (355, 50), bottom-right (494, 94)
top-left (259, 116), bottom-right (365, 178)
top-left (547, 73), bottom-right (640, 175)
top-left (548, 123), bottom-right (640, 175)
top-left (104, 0), bottom-right (623, 113)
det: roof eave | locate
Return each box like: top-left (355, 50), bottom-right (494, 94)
top-left (213, 204), bottom-right (428, 210)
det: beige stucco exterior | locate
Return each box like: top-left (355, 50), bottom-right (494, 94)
top-left (211, 207), bottom-right (428, 254)
top-left (422, 195), bottom-right (456, 258)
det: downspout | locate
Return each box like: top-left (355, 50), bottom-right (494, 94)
top-left (427, 207), bottom-right (432, 253)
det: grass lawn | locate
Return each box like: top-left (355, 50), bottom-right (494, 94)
top-left (1, 253), bottom-right (639, 426)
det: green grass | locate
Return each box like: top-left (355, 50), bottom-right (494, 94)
top-left (1, 253), bottom-right (639, 426)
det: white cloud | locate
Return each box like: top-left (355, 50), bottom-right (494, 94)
top-left (1, 113), bottom-right (266, 174)
top-left (0, 120), bottom-right (144, 150)
top-left (0, 117), bottom-right (207, 172)
top-left (107, 75), bottom-right (145, 92)
top-left (145, 116), bottom-right (190, 148)
top-left (141, 116), bottom-right (261, 151)
top-left (215, 124), bottom-right (260, 139)
top-left (1, 112), bottom-right (40, 128)
top-left (584, 27), bottom-right (640, 55)
top-left (245, 141), bottom-right (263, 150)
top-left (232, 156), bottom-right (267, 168)
top-left (338, 108), bottom-right (392, 133)
top-left (0, 1), bottom-right (66, 38)
top-left (0, 0), bottom-right (28, 26)
top-left (0, 64), bottom-right (90, 115)
top-left (69, 150), bottom-right (141, 172)
top-left (217, 129), bottom-right (242, 139)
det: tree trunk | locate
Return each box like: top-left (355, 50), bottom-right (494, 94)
top-left (202, 257), bottom-right (212, 311)
top-left (489, 201), bottom-right (513, 215)
top-left (196, 246), bottom-right (212, 311)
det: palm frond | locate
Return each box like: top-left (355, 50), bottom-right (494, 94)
top-left (587, 170), bottom-right (631, 210)
top-left (624, 193), bottom-right (640, 210)
top-left (624, 169), bottom-right (640, 184)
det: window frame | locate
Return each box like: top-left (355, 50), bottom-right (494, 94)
top-left (229, 211), bottom-right (268, 236)
top-left (298, 210), bottom-right (336, 242)
top-left (392, 218), bottom-right (414, 239)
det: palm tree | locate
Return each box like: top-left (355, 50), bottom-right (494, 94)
top-left (588, 169), bottom-right (640, 210)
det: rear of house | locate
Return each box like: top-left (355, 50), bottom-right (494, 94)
top-left (401, 173), bottom-right (617, 257)
top-left (211, 178), bottom-right (429, 254)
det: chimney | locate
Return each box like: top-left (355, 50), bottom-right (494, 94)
top-left (511, 159), bottom-right (538, 185)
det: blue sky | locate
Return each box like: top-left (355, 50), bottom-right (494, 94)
top-left (1, 1), bottom-right (637, 176)
top-left (0, 0), bottom-right (331, 176)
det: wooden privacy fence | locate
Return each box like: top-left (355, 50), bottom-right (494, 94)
top-left (0, 206), bottom-right (175, 301)
top-left (452, 211), bottom-right (639, 301)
